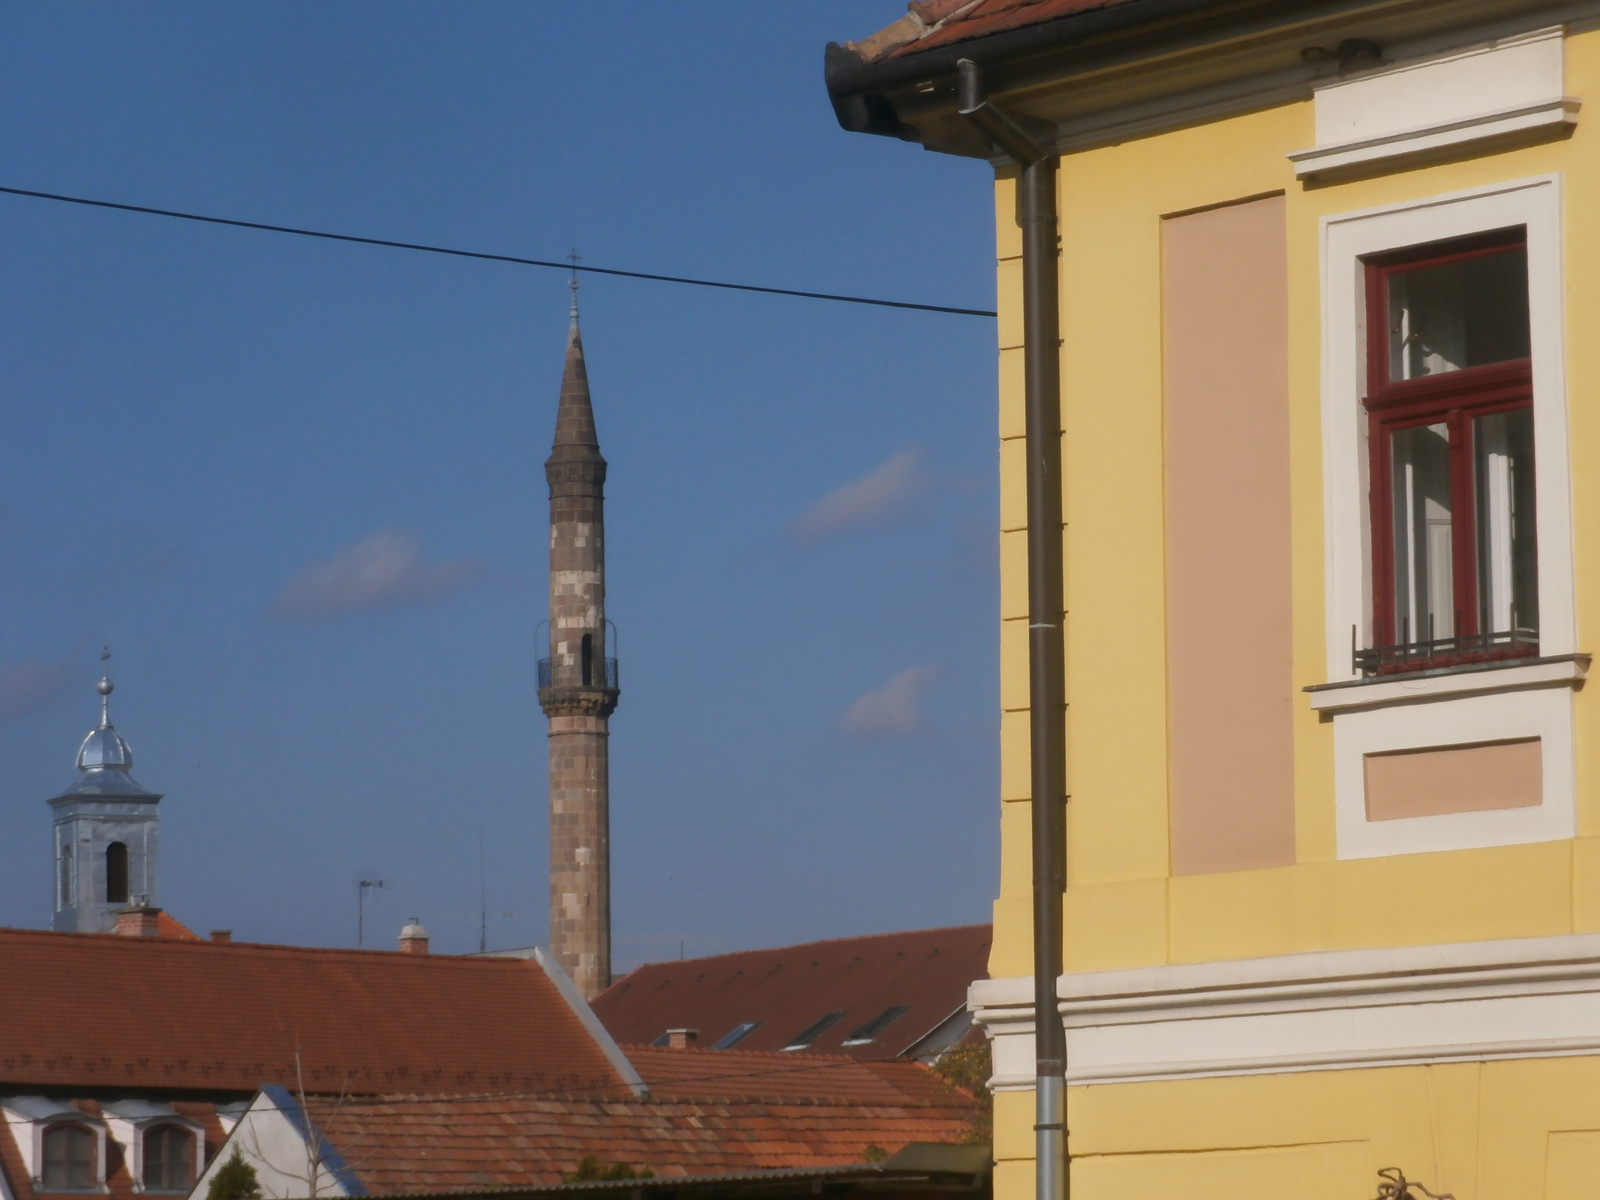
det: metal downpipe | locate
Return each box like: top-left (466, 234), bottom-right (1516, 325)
top-left (957, 59), bottom-right (1068, 1200)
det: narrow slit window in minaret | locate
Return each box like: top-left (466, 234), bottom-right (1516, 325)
top-left (59, 842), bottom-right (72, 909)
top-left (581, 633), bottom-right (593, 686)
top-left (106, 841), bottom-right (129, 905)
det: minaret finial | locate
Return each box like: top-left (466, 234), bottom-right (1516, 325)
top-left (97, 646), bottom-right (113, 728)
top-left (567, 249), bottom-right (581, 327)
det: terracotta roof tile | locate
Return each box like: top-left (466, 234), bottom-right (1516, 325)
top-left (591, 927), bottom-right (989, 1060)
top-left (157, 912), bottom-right (202, 941)
top-left (842, 0), bottom-right (1142, 64)
top-left (628, 1047), bottom-right (969, 1107)
top-left (0, 928), bottom-right (624, 1096)
top-left (297, 1091), bottom-right (978, 1193)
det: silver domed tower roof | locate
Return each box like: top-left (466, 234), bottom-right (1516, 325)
top-left (77, 676), bottom-right (133, 771)
top-left (54, 673), bottom-right (159, 801)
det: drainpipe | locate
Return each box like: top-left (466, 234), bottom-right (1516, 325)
top-left (957, 58), bottom-right (1068, 1200)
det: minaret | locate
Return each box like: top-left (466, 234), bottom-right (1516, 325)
top-left (49, 657), bottom-right (163, 933)
top-left (538, 271), bottom-right (618, 999)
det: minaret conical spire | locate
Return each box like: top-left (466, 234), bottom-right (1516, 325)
top-left (547, 257), bottom-right (604, 471)
top-left (538, 277), bottom-right (617, 1000)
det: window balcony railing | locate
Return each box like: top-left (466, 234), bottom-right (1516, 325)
top-left (537, 657), bottom-right (619, 690)
top-left (1353, 627), bottom-right (1539, 677)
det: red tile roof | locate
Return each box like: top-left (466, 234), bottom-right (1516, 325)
top-left (158, 912), bottom-right (202, 940)
top-left (0, 928), bottom-right (625, 1096)
top-left (843, 0), bottom-right (1141, 65)
top-left (297, 1086), bottom-right (979, 1193)
top-left (627, 1046), bottom-right (969, 1106)
top-left (590, 927), bottom-right (989, 1060)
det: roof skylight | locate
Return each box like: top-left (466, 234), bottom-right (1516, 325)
top-left (841, 1005), bottom-right (910, 1046)
top-left (711, 1021), bottom-right (761, 1050)
top-left (780, 1011), bottom-right (845, 1051)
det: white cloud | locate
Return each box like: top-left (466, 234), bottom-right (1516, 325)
top-left (0, 662), bottom-right (69, 719)
top-left (839, 664), bottom-right (940, 738)
top-left (790, 449), bottom-right (926, 541)
top-left (273, 528), bottom-right (479, 620)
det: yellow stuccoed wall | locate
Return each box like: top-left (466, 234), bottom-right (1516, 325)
top-left (989, 25), bottom-right (1600, 1200)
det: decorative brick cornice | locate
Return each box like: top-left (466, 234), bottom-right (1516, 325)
top-left (538, 687), bottom-right (619, 719)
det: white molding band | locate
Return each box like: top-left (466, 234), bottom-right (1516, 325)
top-left (971, 934), bottom-right (1600, 1089)
top-left (1289, 27), bottom-right (1577, 179)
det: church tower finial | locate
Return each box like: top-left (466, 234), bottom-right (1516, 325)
top-left (537, 288), bottom-right (618, 1000)
top-left (98, 646), bottom-right (113, 728)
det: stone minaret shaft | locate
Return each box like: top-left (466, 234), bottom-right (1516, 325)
top-left (538, 306), bottom-right (617, 999)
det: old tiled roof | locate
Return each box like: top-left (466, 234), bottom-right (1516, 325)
top-left (298, 1086), bottom-right (979, 1193)
top-left (627, 1046), bottom-right (969, 1106)
top-left (157, 912), bottom-right (202, 940)
top-left (590, 926), bottom-right (989, 1059)
top-left (0, 927), bottom-right (625, 1096)
top-left (843, 0), bottom-right (1142, 65)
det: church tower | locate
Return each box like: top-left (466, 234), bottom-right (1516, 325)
top-left (50, 666), bottom-right (163, 933)
top-left (538, 278), bottom-right (618, 999)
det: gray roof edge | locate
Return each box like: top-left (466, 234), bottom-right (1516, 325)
top-left (531, 946), bottom-right (649, 1097)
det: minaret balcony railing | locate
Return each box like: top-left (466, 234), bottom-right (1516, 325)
top-left (538, 657), bottom-right (619, 690)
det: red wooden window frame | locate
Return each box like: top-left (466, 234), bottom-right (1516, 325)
top-left (1363, 228), bottom-right (1534, 674)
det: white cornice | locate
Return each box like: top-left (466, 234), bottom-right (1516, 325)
top-left (971, 934), bottom-right (1600, 1088)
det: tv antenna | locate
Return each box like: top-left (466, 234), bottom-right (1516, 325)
top-left (478, 829), bottom-right (489, 955)
top-left (357, 878), bottom-right (388, 948)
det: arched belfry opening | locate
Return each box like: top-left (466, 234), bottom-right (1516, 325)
top-left (105, 842), bottom-right (129, 905)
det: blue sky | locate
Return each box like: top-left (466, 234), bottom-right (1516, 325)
top-left (0, 3), bottom-right (1000, 967)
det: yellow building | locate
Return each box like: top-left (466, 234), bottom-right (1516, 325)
top-left (829, 3), bottom-right (1600, 1198)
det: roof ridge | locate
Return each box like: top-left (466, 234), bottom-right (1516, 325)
top-left (0, 926), bottom-right (537, 962)
top-left (623, 1044), bottom-right (865, 1064)
top-left (607, 925), bottom-right (991, 975)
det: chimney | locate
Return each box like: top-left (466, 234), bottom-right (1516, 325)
top-left (210, 930), bottom-right (232, 944)
top-left (666, 1029), bottom-right (698, 1049)
top-left (116, 904), bottom-right (162, 938)
top-left (399, 919), bottom-right (430, 955)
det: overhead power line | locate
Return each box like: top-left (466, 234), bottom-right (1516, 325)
top-left (0, 185), bottom-right (996, 318)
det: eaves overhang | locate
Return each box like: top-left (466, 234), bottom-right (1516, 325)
top-left (824, 0), bottom-right (1594, 159)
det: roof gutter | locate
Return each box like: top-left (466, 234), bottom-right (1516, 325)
top-left (953, 57), bottom-right (1067, 1200)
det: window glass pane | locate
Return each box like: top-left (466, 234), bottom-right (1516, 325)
top-left (1388, 246), bottom-right (1529, 380)
top-left (43, 1128), bottom-right (68, 1187)
top-left (69, 1128), bottom-right (92, 1189)
top-left (1391, 422), bottom-right (1454, 643)
top-left (146, 1129), bottom-right (168, 1189)
top-left (1475, 408), bottom-right (1538, 635)
top-left (45, 1126), bottom-right (95, 1189)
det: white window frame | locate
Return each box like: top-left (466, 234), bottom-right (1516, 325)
top-left (103, 1104), bottom-right (206, 1195)
top-left (1318, 175), bottom-right (1578, 859)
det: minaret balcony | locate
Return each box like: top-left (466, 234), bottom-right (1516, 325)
top-left (538, 657), bottom-right (618, 690)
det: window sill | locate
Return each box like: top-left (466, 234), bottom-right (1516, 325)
top-left (1306, 654), bottom-right (1588, 715)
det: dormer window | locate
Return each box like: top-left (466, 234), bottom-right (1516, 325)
top-left (41, 1124), bottom-right (96, 1191)
top-left (142, 1126), bottom-right (194, 1192)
